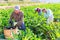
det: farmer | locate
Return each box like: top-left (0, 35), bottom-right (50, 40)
top-left (35, 8), bottom-right (42, 15)
top-left (9, 5), bottom-right (26, 33)
top-left (42, 8), bottom-right (54, 24)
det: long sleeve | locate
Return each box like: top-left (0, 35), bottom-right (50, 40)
top-left (10, 13), bottom-right (14, 20)
top-left (9, 12), bottom-right (14, 26)
top-left (20, 12), bottom-right (24, 22)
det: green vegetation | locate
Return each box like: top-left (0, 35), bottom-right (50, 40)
top-left (0, 4), bottom-right (60, 40)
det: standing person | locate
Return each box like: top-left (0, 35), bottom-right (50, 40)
top-left (35, 8), bottom-right (42, 15)
top-left (9, 5), bottom-right (26, 35)
top-left (42, 8), bottom-right (54, 24)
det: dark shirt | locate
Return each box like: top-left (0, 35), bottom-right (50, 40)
top-left (36, 8), bottom-right (41, 13)
top-left (10, 11), bottom-right (24, 27)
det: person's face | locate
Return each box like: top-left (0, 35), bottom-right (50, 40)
top-left (14, 10), bottom-right (20, 14)
top-left (42, 9), bottom-right (46, 13)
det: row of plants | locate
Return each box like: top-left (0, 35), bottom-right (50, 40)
top-left (0, 4), bottom-right (60, 40)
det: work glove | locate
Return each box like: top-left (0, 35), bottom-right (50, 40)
top-left (14, 22), bottom-right (18, 26)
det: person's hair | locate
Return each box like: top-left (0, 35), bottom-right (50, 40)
top-left (42, 8), bottom-right (46, 11)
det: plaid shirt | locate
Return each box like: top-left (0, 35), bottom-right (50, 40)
top-left (10, 11), bottom-right (24, 27)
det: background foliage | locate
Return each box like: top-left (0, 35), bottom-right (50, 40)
top-left (0, 4), bottom-right (60, 40)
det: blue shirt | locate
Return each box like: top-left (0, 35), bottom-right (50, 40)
top-left (44, 9), bottom-right (54, 19)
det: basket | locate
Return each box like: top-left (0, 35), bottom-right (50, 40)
top-left (4, 27), bottom-right (18, 38)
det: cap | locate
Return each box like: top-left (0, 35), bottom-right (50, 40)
top-left (15, 5), bottom-right (20, 10)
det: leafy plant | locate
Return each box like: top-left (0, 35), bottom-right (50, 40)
top-left (0, 4), bottom-right (60, 40)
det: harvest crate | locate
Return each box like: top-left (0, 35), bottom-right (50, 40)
top-left (4, 28), bottom-right (18, 38)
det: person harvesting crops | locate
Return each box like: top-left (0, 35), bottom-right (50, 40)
top-left (42, 8), bottom-right (54, 24)
top-left (9, 5), bottom-right (26, 31)
top-left (35, 8), bottom-right (42, 15)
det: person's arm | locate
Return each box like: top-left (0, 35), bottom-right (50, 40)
top-left (10, 13), bottom-right (13, 20)
top-left (9, 12), bottom-right (14, 26)
top-left (20, 12), bottom-right (24, 22)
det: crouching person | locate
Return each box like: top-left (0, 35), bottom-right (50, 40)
top-left (35, 8), bottom-right (42, 15)
top-left (42, 8), bottom-right (54, 24)
top-left (9, 5), bottom-right (26, 36)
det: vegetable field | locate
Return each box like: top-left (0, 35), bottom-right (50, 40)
top-left (0, 4), bottom-right (60, 40)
